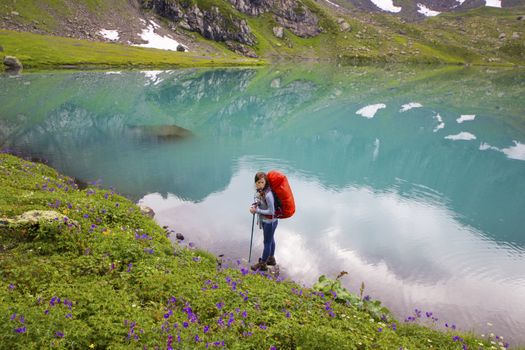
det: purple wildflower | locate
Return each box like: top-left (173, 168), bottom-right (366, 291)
top-left (15, 326), bottom-right (26, 333)
top-left (55, 331), bottom-right (64, 338)
top-left (167, 335), bottom-right (173, 350)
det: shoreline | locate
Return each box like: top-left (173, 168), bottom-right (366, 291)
top-left (1, 152), bottom-right (523, 348)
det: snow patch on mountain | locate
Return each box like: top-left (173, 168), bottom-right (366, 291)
top-left (134, 21), bottom-right (185, 51)
top-left (99, 29), bottom-right (119, 41)
top-left (369, 0), bottom-right (401, 13)
top-left (417, 4), bottom-right (441, 16)
top-left (485, 0), bottom-right (501, 8)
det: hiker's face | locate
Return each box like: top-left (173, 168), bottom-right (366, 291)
top-left (255, 178), bottom-right (266, 190)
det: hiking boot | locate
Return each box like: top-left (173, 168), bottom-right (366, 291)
top-left (250, 259), bottom-right (268, 271)
top-left (266, 256), bottom-right (276, 266)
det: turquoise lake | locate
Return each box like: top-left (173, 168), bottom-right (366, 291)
top-left (1, 65), bottom-right (524, 345)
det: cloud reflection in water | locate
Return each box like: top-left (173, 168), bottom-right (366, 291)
top-left (140, 166), bottom-right (525, 343)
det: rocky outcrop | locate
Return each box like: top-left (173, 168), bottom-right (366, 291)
top-left (140, 0), bottom-right (321, 55)
top-left (141, 1), bottom-right (256, 45)
top-left (230, 0), bottom-right (320, 37)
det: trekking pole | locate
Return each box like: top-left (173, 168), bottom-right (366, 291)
top-left (248, 212), bottom-right (255, 263)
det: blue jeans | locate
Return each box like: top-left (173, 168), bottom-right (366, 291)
top-left (262, 220), bottom-right (278, 262)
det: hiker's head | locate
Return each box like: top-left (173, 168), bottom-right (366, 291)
top-left (254, 172), bottom-right (269, 191)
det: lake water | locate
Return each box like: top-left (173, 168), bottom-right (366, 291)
top-left (1, 65), bottom-right (524, 346)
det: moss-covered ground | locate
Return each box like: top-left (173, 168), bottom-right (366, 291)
top-left (1, 153), bottom-right (520, 348)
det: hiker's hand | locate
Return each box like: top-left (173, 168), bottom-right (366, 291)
top-left (249, 206), bottom-right (257, 214)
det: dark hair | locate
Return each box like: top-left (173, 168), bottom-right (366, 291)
top-left (254, 172), bottom-right (270, 191)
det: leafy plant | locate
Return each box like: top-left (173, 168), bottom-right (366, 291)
top-left (313, 274), bottom-right (393, 322)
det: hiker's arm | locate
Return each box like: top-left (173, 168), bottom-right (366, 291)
top-left (256, 192), bottom-right (275, 216)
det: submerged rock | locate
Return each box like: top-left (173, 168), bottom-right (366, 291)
top-left (127, 124), bottom-right (193, 142)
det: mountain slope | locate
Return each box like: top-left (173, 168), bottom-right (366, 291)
top-left (0, 0), bottom-right (524, 66)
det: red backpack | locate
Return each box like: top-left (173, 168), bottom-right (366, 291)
top-left (267, 170), bottom-right (295, 219)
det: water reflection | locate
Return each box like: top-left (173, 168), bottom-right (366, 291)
top-left (140, 166), bottom-right (525, 345)
top-left (1, 65), bottom-right (525, 344)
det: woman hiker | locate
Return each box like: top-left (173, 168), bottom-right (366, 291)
top-left (249, 172), bottom-right (278, 271)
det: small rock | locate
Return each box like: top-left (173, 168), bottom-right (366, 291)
top-left (272, 26), bottom-right (284, 39)
top-left (175, 233), bottom-right (184, 240)
top-left (338, 20), bottom-right (351, 32)
top-left (138, 205), bottom-right (155, 218)
top-left (176, 44), bottom-right (185, 52)
top-left (511, 32), bottom-right (520, 39)
top-left (3, 55), bottom-right (23, 72)
top-left (517, 15), bottom-right (525, 21)
top-left (499, 33), bottom-right (506, 40)
top-left (270, 78), bottom-right (280, 89)
top-left (11, 11), bottom-right (19, 16)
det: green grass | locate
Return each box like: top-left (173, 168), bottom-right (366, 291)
top-left (1, 152), bottom-right (523, 349)
top-left (0, 30), bottom-right (266, 70)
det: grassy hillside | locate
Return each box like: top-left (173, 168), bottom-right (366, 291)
top-left (1, 0), bottom-right (524, 68)
top-left (1, 153), bottom-right (520, 349)
top-left (0, 30), bottom-right (264, 70)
